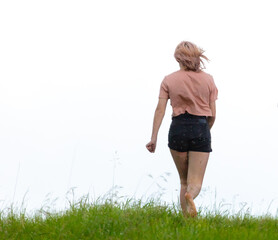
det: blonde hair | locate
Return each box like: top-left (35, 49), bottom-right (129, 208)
top-left (174, 41), bottom-right (209, 71)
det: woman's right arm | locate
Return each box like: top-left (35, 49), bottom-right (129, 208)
top-left (207, 101), bottom-right (216, 130)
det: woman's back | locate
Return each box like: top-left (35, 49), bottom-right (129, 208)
top-left (159, 70), bottom-right (218, 117)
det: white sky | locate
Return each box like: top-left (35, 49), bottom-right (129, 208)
top-left (1, 0), bottom-right (278, 216)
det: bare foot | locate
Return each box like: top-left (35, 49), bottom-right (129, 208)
top-left (185, 192), bottom-right (197, 218)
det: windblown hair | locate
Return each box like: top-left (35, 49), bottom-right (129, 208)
top-left (174, 41), bottom-right (209, 72)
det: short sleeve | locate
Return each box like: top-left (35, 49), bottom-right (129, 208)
top-left (209, 77), bottom-right (218, 102)
top-left (159, 77), bottom-right (169, 99)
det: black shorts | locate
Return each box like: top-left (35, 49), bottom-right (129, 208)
top-left (168, 112), bottom-right (212, 153)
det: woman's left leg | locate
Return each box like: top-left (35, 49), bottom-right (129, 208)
top-left (169, 149), bottom-right (189, 216)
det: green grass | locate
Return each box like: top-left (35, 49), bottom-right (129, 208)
top-left (1, 195), bottom-right (278, 240)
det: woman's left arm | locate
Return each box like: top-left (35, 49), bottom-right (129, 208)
top-left (146, 98), bottom-right (168, 153)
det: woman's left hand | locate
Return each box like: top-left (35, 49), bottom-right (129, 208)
top-left (146, 139), bottom-right (157, 153)
top-left (146, 98), bottom-right (168, 153)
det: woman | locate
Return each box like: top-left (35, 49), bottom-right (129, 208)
top-left (146, 41), bottom-right (218, 217)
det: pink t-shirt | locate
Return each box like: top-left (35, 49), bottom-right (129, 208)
top-left (159, 70), bottom-right (218, 117)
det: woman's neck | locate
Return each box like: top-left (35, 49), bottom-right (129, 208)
top-left (179, 63), bottom-right (188, 71)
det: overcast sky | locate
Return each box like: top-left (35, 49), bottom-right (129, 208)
top-left (1, 0), bottom-right (278, 216)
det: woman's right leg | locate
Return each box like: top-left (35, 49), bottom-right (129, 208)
top-left (185, 151), bottom-right (209, 216)
top-left (187, 151), bottom-right (209, 199)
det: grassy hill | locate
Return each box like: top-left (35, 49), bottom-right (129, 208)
top-left (1, 197), bottom-right (278, 240)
